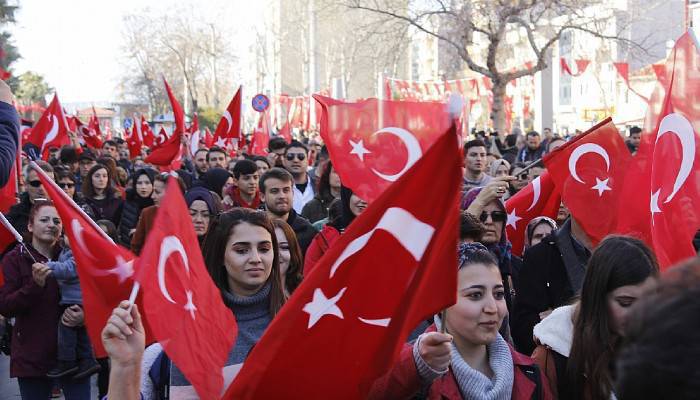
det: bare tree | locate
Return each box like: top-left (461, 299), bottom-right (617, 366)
top-left (345, 0), bottom-right (653, 135)
top-left (119, 7), bottom-right (237, 117)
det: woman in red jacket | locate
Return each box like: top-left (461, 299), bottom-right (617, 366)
top-left (370, 243), bottom-right (552, 400)
top-left (0, 200), bottom-right (91, 399)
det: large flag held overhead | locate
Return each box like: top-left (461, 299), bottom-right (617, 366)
top-left (617, 30), bottom-right (700, 269)
top-left (543, 118), bottom-right (631, 245)
top-left (314, 95), bottom-right (454, 203)
top-left (26, 94), bottom-right (69, 160)
top-left (224, 126), bottom-right (461, 399)
top-left (504, 170), bottom-right (561, 257)
top-left (32, 162), bottom-right (146, 357)
top-left (135, 176), bottom-right (236, 399)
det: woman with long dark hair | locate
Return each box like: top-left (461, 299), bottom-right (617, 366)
top-left (301, 160), bottom-right (341, 223)
top-left (117, 168), bottom-right (156, 248)
top-left (271, 219), bottom-right (303, 295)
top-left (82, 164), bottom-right (123, 225)
top-left (531, 235), bottom-right (658, 399)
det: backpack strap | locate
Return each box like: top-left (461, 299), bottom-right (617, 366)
top-left (148, 352), bottom-right (172, 400)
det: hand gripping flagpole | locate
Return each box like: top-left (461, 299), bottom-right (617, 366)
top-left (29, 161), bottom-right (141, 309)
top-left (0, 212), bottom-right (38, 263)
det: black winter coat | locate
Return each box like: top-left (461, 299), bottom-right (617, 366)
top-left (118, 190), bottom-right (154, 248)
top-left (301, 193), bottom-right (335, 224)
top-left (511, 221), bottom-right (590, 355)
top-left (287, 209), bottom-right (317, 257)
top-left (6, 192), bottom-right (31, 237)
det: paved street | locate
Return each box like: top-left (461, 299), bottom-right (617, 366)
top-left (1, 354), bottom-right (99, 399)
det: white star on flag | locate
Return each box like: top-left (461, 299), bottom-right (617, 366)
top-left (591, 177), bottom-right (612, 196)
top-left (506, 209), bottom-right (522, 230)
top-left (349, 139), bottom-right (371, 162)
top-left (107, 256), bottom-right (134, 284)
top-left (303, 287), bottom-right (347, 329)
top-left (215, 137), bottom-right (227, 148)
top-left (184, 290), bottom-right (197, 320)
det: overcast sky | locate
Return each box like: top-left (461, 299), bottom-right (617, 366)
top-left (9, 0), bottom-right (264, 104)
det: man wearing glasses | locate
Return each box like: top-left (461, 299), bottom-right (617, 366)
top-left (6, 160), bottom-right (55, 237)
top-left (283, 140), bottom-right (317, 214)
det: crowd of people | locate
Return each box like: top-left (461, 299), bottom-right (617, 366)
top-left (0, 80), bottom-right (699, 400)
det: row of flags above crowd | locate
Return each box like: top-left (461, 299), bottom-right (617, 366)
top-left (0, 29), bottom-right (698, 398)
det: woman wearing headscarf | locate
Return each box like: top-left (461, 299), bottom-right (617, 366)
top-left (184, 186), bottom-right (219, 249)
top-left (524, 217), bottom-right (558, 252)
top-left (198, 168), bottom-right (233, 201)
top-left (117, 168), bottom-right (156, 248)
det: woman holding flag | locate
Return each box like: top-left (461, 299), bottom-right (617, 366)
top-left (0, 200), bottom-right (91, 399)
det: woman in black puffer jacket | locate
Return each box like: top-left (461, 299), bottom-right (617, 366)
top-left (117, 168), bottom-right (156, 248)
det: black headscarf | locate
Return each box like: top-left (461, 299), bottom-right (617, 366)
top-left (199, 168), bottom-right (231, 198)
top-left (330, 185), bottom-right (357, 232)
top-left (127, 167), bottom-right (157, 209)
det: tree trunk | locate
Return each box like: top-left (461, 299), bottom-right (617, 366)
top-left (491, 80), bottom-right (507, 137)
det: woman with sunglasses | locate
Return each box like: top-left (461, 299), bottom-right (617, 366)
top-left (0, 200), bottom-right (92, 399)
top-left (117, 168), bottom-right (156, 248)
top-left (370, 243), bottom-right (552, 400)
top-left (462, 176), bottom-right (520, 315)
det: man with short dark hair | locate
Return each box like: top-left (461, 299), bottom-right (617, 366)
top-left (259, 167), bottom-right (317, 254)
top-left (516, 131), bottom-right (546, 163)
top-left (283, 140), bottom-right (317, 214)
top-left (463, 139), bottom-right (492, 192)
top-left (207, 146), bottom-right (227, 169)
top-left (102, 140), bottom-right (118, 160)
top-left (193, 148), bottom-right (209, 178)
top-left (7, 161), bottom-right (55, 236)
top-left (267, 136), bottom-right (288, 168)
top-left (228, 159), bottom-right (261, 209)
top-left (626, 126), bottom-right (642, 155)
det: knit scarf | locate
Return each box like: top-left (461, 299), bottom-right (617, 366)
top-left (435, 316), bottom-right (514, 400)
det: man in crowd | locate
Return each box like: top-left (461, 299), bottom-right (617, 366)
top-left (207, 146), bottom-right (227, 170)
top-left (463, 139), bottom-right (492, 192)
top-left (283, 140), bottom-right (316, 214)
top-left (267, 136), bottom-right (288, 168)
top-left (7, 161), bottom-right (55, 236)
top-left (193, 148), bottom-right (209, 179)
top-left (77, 150), bottom-right (97, 192)
top-left (102, 140), bottom-right (119, 160)
top-left (516, 131), bottom-right (546, 163)
top-left (512, 215), bottom-right (593, 354)
top-left (626, 126), bottom-right (642, 154)
top-left (228, 159), bottom-right (261, 209)
top-left (259, 167), bottom-right (317, 255)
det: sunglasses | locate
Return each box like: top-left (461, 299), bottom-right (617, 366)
top-left (28, 180), bottom-right (42, 188)
top-left (58, 183), bottom-right (75, 189)
top-left (479, 211), bottom-right (507, 223)
top-left (285, 153), bottom-right (306, 161)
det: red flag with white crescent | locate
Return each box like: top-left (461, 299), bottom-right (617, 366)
top-left (314, 95), bottom-right (454, 203)
top-left (616, 30), bottom-right (700, 269)
top-left (26, 94), bottom-right (70, 159)
top-left (33, 163), bottom-right (152, 357)
top-left (213, 87), bottom-right (242, 142)
top-left (135, 176), bottom-right (236, 399)
top-left (224, 126), bottom-right (460, 399)
top-left (543, 118), bottom-right (631, 245)
top-left (504, 170), bottom-right (561, 257)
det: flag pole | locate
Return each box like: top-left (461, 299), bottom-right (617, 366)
top-left (0, 212), bottom-right (38, 263)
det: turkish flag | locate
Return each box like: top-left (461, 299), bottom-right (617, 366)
top-left (26, 94), bottom-right (69, 160)
top-left (616, 31), bottom-right (700, 269)
top-left (249, 111), bottom-right (270, 156)
top-left (33, 163), bottom-right (148, 357)
top-left (543, 118), bottom-right (632, 245)
top-left (145, 130), bottom-right (181, 169)
top-left (142, 116), bottom-right (155, 148)
top-left (204, 127), bottom-right (214, 148)
top-left (315, 95), bottom-right (453, 203)
top-left (126, 124), bottom-right (142, 159)
top-left (504, 170), bottom-right (561, 257)
top-left (80, 115), bottom-right (103, 149)
top-left (213, 87), bottom-right (242, 142)
top-left (163, 78), bottom-right (185, 135)
top-left (224, 126), bottom-right (461, 399)
top-left (135, 176), bottom-right (236, 399)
